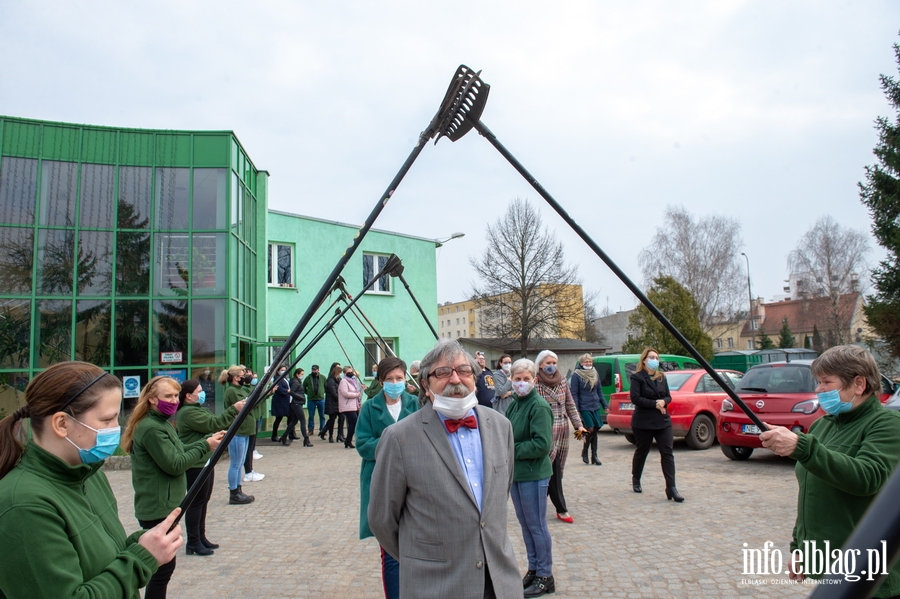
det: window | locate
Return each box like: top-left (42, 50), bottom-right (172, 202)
top-left (362, 253), bottom-right (391, 293)
top-left (750, 318), bottom-right (758, 331)
top-left (715, 338), bottom-right (723, 349)
top-left (747, 339), bottom-right (755, 349)
top-left (364, 337), bottom-right (395, 376)
top-left (727, 337), bottom-right (734, 348)
top-left (267, 336), bottom-right (289, 367)
top-left (456, 318), bottom-right (460, 325)
top-left (267, 243), bottom-right (293, 287)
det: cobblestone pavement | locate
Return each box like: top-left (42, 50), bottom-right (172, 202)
top-left (107, 429), bottom-right (817, 598)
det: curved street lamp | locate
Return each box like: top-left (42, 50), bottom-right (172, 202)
top-left (435, 232), bottom-right (465, 248)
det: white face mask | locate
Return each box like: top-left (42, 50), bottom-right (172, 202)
top-left (501, 363), bottom-right (511, 373)
top-left (432, 390), bottom-right (478, 419)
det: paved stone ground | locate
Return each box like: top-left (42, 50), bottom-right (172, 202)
top-left (107, 429), bottom-right (818, 598)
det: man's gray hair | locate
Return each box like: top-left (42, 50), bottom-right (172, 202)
top-left (409, 360), bottom-right (421, 374)
top-left (417, 339), bottom-right (481, 401)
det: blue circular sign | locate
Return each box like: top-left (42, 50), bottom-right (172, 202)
top-left (124, 378), bottom-right (139, 391)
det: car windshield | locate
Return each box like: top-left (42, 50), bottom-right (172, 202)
top-left (735, 365), bottom-right (815, 393)
top-left (664, 372), bottom-right (693, 391)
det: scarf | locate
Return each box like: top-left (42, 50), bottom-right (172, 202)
top-left (573, 367), bottom-right (598, 389)
top-left (537, 367), bottom-right (563, 387)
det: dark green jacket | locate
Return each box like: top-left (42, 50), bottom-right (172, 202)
top-left (790, 395), bottom-right (900, 596)
top-left (131, 410), bottom-right (209, 520)
top-left (505, 387), bottom-right (553, 482)
top-left (225, 384), bottom-right (255, 436)
top-left (356, 390), bottom-right (418, 539)
top-left (244, 383), bottom-right (267, 424)
top-left (0, 443), bottom-right (157, 599)
top-left (303, 373), bottom-right (327, 401)
top-left (176, 403), bottom-right (239, 469)
top-left (365, 379), bottom-right (383, 400)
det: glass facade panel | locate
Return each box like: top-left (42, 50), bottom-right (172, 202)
top-left (116, 231), bottom-right (150, 295)
top-left (155, 167), bottom-right (190, 230)
top-left (39, 161), bottom-right (78, 226)
top-left (192, 299), bottom-right (226, 365)
top-left (0, 372), bottom-right (29, 420)
top-left (0, 226), bottom-right (34, 294)
top-left (231, 173), bottom-right (238, 228)
top-left (79, 164), bottom-right (115, 229)
top-left (115, 368), bottom-right (149, 414)
top-left (0, 157), bottom-right (38, 225)
top-left (76, 231), bottom-right (113, 295)
top-left (192, 168), bottom-right (226, 230)
top-left (37, 229), bottom-right (75, 295)
top-left (154, 233), bottom-right (190, 294)
top-left (36, 299), bottom-right (72, 367)
top-left (153, 299), bottom-right (188, 362)
top-left (192, 233), bottom-right (225, 294)
top-left (0, 299), bottom-right (31, 369)
top-left (118, 166), bottom-right (152, 228)
top-left (75, 300), bottom-right (111, 365)
top-left (115, 300), bottom-right (149, 366)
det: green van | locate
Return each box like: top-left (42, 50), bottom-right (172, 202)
top-left (593, 354), bottom-right (702, 400)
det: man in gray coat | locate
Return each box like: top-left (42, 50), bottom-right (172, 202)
top-left (368, 339), bottom-right (522, 599)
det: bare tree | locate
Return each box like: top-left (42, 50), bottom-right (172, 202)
top-left (470, 198), bottom-right (584, 356)
top-left (638, 205), bottom-right (745, 328)
top-left (788, 215), bottom-right (870, 345)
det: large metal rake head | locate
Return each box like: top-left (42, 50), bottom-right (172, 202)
top-left (424, 65), bottom-right (490, 143)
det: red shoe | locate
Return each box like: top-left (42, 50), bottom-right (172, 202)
top-left (556, 513), bottom-right (574, 523)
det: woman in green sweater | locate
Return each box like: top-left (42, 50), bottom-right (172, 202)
top-left (0, 361), bottom-right (183, 599)
top-left (505, 358), bottom-right (555, 598)
top-left (219, 365), bottom-right (256, 504)
top-left (760, 345), bottom-right (900, 596)
top-left (122, 376), bottom-right (224, 599)
top-left (176, 379), bottom-right (245, 556)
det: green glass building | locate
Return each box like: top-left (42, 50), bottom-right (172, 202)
top-left (0, 116), bottom-right (438, 419)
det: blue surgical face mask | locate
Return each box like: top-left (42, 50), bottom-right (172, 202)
top-left (251, 377), bottom-right (258, 385)
top-left (383, 381), bottom-right (405, 398)
top-left (647, 359), bottom-right (660, 371)
top-left (65, 416), bottom-right (121, 464)
top-left (542, 365), bottom-right (557, 375)
top-left (817, 388), bottom-right (854, 415)
top-left (197, 390), bottom-right (206, 405)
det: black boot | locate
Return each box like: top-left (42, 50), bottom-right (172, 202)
top-left (337, 433), bottom-right (345, 443)
top-left (281, 435), bottom-right (292, 446)
top-left (522, 570), bottom-right (536, 589)
top-left (633, 477), bottom-right (642, 493)
top-left (200, 536), bottom-right (219, 549)
top-left (329, 433), bottom-right (334, 443)
top-left (303, 438), bottom-right (313, 447)
top-left (524, 575), bottom-right (555, 597)
top-left (318, 430), bottom-right (326, 440)
top-left (590, 433), bottom-right (601, 465)
top-left (581, 441), bottom-right (589, 464)
top-left (186, 542), bottom-right (214, 556)
top-left (666, 487), bottom-right (685, 502)
top-left (229, 486), bottom-right (255, 504)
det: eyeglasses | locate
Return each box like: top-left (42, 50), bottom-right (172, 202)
top-left (428, 365), bottom-right (475, 379)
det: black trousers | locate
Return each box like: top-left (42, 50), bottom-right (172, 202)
top-left (244, 433), bottom-right (257, 472)
top-left (286, 401), bottom-right (307, 439)
top-left (323, 413), bottom-right (338, 437)
top-left (337, 412), bottom-right (346, 437)
top-left (548, 454), bottom-right (567, 514)
top-left (139, 517), bottom-right (176, 599)
top-left (342, 410), bottom-right (358, 445)
top-left (184, 467), bottom-right (214, 546)
top-left (631, 425), bottom-right (676, 488)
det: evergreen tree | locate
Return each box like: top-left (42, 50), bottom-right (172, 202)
top-left (812, 325), bottom-right (824, 353)
top-left (757, 326), bottom-right (776, 350)
top-left (622, 275), bottom-right (714, 359)
top-left (778, 318), bottom-right (795, 349)
top-left (861, 37), bottom-right (900, 359)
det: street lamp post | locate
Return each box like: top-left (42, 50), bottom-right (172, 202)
top-left (435, 232), bottom-right (465, 248)
top-left (741, 252), bottom-right (754, 333)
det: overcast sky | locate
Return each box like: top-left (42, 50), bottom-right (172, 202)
top-left (2, 1), bottom-right (898, 317)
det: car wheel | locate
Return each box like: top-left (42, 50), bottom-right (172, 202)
top-left (685, 414), bottom-right (715, 450)
top-left (721, 444), bottom-right (753, 461)
top-left (624, 433), bottom-right (636, 445)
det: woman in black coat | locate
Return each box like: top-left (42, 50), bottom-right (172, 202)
top-left (270, 365), bottom-right (292, 442)
top-left (321, 364), bottom-right (342, 443)
top-left (629, 347), bottom-right (683, 502)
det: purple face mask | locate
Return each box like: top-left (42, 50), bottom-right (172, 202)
top-left (156, 399), bottom-right (178, 417)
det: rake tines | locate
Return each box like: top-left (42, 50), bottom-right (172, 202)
top-left (423, 65), bottom-right (491, 143)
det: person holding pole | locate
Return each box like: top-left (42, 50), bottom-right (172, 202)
top-left (0, 362), bottom-right (183, 599)
top-left (121, 376), bottom-right (225, 599)
top-left (220, 366), bottom-right (256, 504)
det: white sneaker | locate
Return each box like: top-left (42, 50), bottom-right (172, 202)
top-left (253, 450), bottom-right (263, 460)
top-left (243, 471), bottom-right (265, 482)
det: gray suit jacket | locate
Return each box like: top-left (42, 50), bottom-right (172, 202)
top-left (368, 403), bottom-right (522, 599)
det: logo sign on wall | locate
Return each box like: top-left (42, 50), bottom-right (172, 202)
top-left (155, 370), bottom-right (187, 383)
top-left (123, 376), bottom-right (141, 399)
top-left (160, 352), bottom-right (183, 363)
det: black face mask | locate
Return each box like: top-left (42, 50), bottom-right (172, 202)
top-left (242, 375), bottom-right (253, 385)
top-left (345, 372), bottom-right (354, 378)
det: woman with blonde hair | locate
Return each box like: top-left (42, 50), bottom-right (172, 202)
top-left (0, 362), bottom-right (183, 599)
top-left (570, 353), bottom-right (608, 465)
top-left (629, 347), bottom-right (682, 501)
top-left (219, 365), bottom-right (256, 503)
top-left (122, 376), bottom-right (225, 598)
top-left (534, 350), bottom-right (586, 524)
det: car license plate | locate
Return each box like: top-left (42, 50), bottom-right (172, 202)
top-left (742, 424), bottom-right (761, 435)
top-left (620, 402), bottom-right (635, 411)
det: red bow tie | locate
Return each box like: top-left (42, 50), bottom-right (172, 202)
top-left (444, 415), bottom-right (477, 434)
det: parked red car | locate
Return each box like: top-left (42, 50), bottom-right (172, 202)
top-left (607, 369), bottom-right (743, 450)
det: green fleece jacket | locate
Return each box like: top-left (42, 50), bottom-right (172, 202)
top-left (131, 410), bottom-right (210, 520)
top-left (0, 443), bottom-right (157, 599)
top-left (224, 384), bottom-right (255, 436)
top-left (176, 403), bottom-right (239, 468)
top-left (505, 387), bottom-right (553, 482)
top-left (790, 394), bottom-right (900, 596)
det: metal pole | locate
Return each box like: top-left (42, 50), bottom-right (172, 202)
top-left (741, 252), bottom-right (754, 336)
top-left (397, 272), bottom-right (439, 340)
